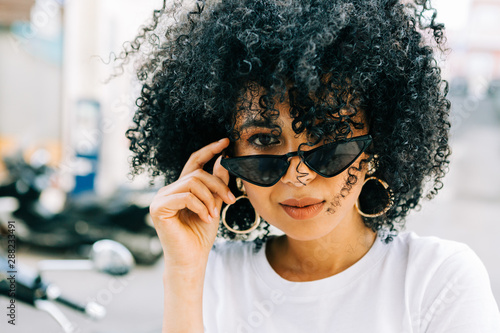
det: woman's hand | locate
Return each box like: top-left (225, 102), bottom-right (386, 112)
top-left (149, 138), bottom-right (235, 269)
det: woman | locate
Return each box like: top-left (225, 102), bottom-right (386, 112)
top-left (124, 0), bottom-right (500, 331)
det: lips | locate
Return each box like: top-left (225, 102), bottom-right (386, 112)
top-left (279, 198), bottom-right (325, 220)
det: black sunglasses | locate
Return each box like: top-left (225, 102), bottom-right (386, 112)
top-left (221, 135), bottom-right (372, 187)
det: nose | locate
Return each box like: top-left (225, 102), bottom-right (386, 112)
top-left (280, 155), bottom-right (317, 186)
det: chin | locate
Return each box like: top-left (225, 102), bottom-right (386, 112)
top-left (274, 217), bottom-right (342, 242)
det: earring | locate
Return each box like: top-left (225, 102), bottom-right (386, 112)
top-left (366, 155), bottom-right (378, 176)
top-left (355, 176), bottom-right (393, 218)
top-left (221, 178), bottom-right (261, 234)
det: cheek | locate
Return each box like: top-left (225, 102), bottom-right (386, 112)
top-left (324, 168), bottom-right (366, 213)
top-left (243, 184), bottom-right (271, 209)
top-left (242, 184), bottom-right (278, 221)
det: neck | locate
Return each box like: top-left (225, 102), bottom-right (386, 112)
top-left (266, 209), bottom-right (377, 282)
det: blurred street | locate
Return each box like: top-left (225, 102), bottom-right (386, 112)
top-left (0, 247), bottom-right (164, 333)
top-left (1, 97), bottom-right (500, 333)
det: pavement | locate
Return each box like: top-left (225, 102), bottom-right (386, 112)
top-left (1, 95), bottom-right (499, 332)
top-left (0, 247), bottom-right (164, 333)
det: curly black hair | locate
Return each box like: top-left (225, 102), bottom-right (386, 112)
top-left (124, 0), bottom-right (451, 244)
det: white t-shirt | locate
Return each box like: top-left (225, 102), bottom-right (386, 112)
top-left (202, 231), bottom-right (500, 333)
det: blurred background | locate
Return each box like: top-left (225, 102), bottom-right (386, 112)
top-left (0, 0), bottom-right (499, 332)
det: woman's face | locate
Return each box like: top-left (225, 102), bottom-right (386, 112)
top-left (232, 94), bottom-right (370, 242)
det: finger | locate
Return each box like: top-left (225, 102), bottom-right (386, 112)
top-left (213, 155), bottom-right (235, 205)
top-left (151, 192), bottom-right (214, 224)
top-left (166, 176), bottom-right (218, 218)
top-left (213, 155), bottom-right (230, 185)
top-left (166, 169), bottom-right (235, 205)
top-left (180, 138), bottom-right (230, 178)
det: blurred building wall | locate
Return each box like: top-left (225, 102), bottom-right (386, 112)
top-left (444, 0), bottom-right (500, 94)
top-left (61, 0), bottom-right (163, 195)
top-left (0, 0), bottom-right (63, 171)
top-left (0, 23), bottom-right (61, 149)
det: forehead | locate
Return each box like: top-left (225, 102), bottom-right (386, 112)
top-left (233, 89), bottom-right (365, 131)
top-left (230, 78), bottom-right (368, 144)
top-left (234, 98), bottom-right (289, 131)
top-left (233, 83), bottom-right (286, 128)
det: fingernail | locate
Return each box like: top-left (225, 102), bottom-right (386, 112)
top-left (213, 207), bottom-right (219, 218)
top-left (228, 191), bottom-right (236, 203)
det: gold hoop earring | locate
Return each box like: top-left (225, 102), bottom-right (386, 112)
top-left (221, 178), bottom-right (261, 234)
top-left (355, 176), bottom-right (393, 218)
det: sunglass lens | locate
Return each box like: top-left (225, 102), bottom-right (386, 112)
top-left (306, 141), bottom-right (366, 177)
top-left (224, 157), bottom-right (288, 186)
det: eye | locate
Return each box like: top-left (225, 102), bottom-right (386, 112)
top-left (248, 133), bottom-right (280, 147)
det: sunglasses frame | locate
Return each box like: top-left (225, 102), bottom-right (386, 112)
top-left (221, 134), bottom-right (373, 187)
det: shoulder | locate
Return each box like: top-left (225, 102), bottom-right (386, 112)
top-left (384, 231), bottom-right (479, 276)
top-left (390, 230), bottom-right (470, 260)
top-left (204, 240), bottom-right (261, 295)
top-left (389, 231), bottom-right (500, 331)
top-left (388, 231), bottom-right (490, 294)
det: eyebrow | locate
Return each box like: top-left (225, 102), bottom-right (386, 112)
top-left (239, 119), bottom-right (282, 131)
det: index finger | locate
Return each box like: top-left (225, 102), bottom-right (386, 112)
top-left (180, 138), bottom-right (230, 178)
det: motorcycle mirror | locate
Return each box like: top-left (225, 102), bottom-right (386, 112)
top-left (90, 240), bottom-right (135, 276)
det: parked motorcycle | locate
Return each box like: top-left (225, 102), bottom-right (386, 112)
top-left (0, 150), bottom-right (162, 265)
top-left (0, 239), bottom-right (135, 333)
